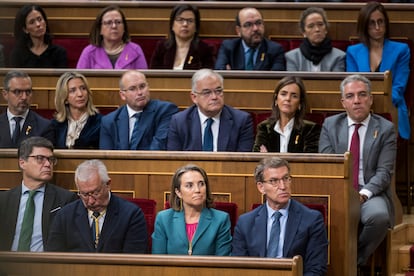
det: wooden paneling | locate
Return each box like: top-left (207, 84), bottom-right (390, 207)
top-left (0, 150), bottom-right (359, 276)
top-left (0, 252), bottom-right (303, 276)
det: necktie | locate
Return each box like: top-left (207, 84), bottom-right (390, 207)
top-left (91, 211), bottom-right (101, 248)
top-left (18, 190), bottom-right (37, 251)
top-left (350, 123), bottom-right (362, 191)
top-left (267, 211), bottom-right (282, 257)
top-left (129, 113), bottom-right (141, 150)
top-left (12, 117), bottom-right (22, 147)
top-left (246, 48), bottom-right (254, 70)
top-left (203, 118), bottom-right (214, 151)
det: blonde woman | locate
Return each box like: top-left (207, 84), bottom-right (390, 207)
top-left (52, 72), bottom-right (101, 149)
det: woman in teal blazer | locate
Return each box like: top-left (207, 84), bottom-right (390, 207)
top-left (152, 164), bottom-right (232, 255)
top-left (346, 2), bottom-right (411, 140)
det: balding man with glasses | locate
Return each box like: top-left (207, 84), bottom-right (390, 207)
top-left (0, 70), bottom-right (54, 148)
top-left (215, 7), bottom-right (285, 71)
top-left (0, 136), bottom-right (78, 252)
top-left (167, 69), bottom-right (254, 151)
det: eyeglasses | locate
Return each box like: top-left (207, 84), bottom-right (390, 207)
top-left (175, 17), bottom-right (195, 25)
top-left (28, 155), bottom-right (57, 166)
top-left (7, 89), bottom-right (32, 97)
top-left (102, 19), bottom-right (123, 27)
top-left (369, 19), bottom-right (385, 29)
top-left (121, 83), bottom-right (148, 93)
top-left (193, 88), bottom-right (224, 97)
top-left (241, 20), bottom-right (263, 29)
top-left (78, 185), bottom-right (106, 200)
top-left (262, 175), bottom-right (292, 187)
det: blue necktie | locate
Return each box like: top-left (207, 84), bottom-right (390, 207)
top-left (12, 116), bottom-right (22, 147)
top-left (246, 48), bottom-right (254, 70)
top-left (18, 190), bottom-right (37, 251)
top-left (203, 118), bottom-right (214, 151)
top-left (267, 211), bottom-right (282, 257)
top-left (129, 113), bottom-right (141, 150)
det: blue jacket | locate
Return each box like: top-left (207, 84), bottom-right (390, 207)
top-left (152, 208), bottom-right (232, 255)
top-left (46, 194), bottom-right (148, 253)
top-left (346, 39), bottom-right (411, 139)
top-left (52, 113), bottom-right (102, 149)
top-left (100, 100), bottom-right (178, 150)
top-left (232, 200), bottom-right (328, 276)
top-left (167, 104), bottom-right (254, 152)
top-left (215, 38), bottom-right (285, 71)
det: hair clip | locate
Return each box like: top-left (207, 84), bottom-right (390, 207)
top-left (25, 126), bottom-right (32, 135)
top-left (188, 56), bottom-right (193, 64)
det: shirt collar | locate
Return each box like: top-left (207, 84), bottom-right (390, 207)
top-left (346, 113), bottom-right (371, 128)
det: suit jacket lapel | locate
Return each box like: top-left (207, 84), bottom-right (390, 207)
top-left (190, 109), bottom-right (203, 150)
top-left (363, 117), bottom-right (379, 172)
top-left (253, 206), bottom-right (268, 257)
top-left (42, 184), bottom-right (56, 240)
top-left (173, 211), bottom-right (189, 246)
top-left (116, 107), bottom-right (130, 149)
top-left (283, 201), bottom-right (301, 257)
top-left (0, 113), bottom-right (12, 146)
top-left (255, 42), bottom-right (267, 70)
top-left (133, 102), bottom-right (154, 148)
top-left (217, 107), bottom-right (233, 151)
top-left (98, 196), bottom-right (119, 251)
top-left (74, 202), bottom-right (95, 251)
top-left (191, 208), bottom-right (212, 248)
top-left (337, 119), bottom-right (349, 153)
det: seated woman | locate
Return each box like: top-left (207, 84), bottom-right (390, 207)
top-left (77, 5), bottom-right (147, 69)
top-left (152, 164), bottom-right (232, 255)
top-left (11, 4), bottom-right (67, 68)
top-left (285, 7), bottom-right (345, 72)
top-left (253, 76), bottom-right (320, 153)
top-left (346, 2), bottom-right (411, 140)
top-left (150, 4), bottom-right (215, 70)
top-left (52, 72), bottom-right (102, 149)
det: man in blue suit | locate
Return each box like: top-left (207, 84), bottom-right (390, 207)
top-left (46, 159), bottom-right (148, 253)
top-left (232, 157), bottom-right (328, 276)
top-left (167, 69), bottom-right (254, 151)
top-left (0, 70), bottom-right (54, 148)
top-left (99, 70), bottom-right (178, 150)
top-left (214, 7), bottom-right (285, 71)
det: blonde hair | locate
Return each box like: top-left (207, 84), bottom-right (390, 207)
top-left (54, 72), bottom-right (98, 122)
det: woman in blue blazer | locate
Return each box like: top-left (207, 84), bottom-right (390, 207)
top-left (152, 164), bottom-right (232, 256)
top-left (346, 2), bottom-right (411, 140)
top-left (52, 72), bottom-right (102, 149)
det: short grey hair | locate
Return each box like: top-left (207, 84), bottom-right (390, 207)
top-left (254, 157), bottom-right (290, 183)
top-left (340, 74), bottom-right (371, 98)
top-left (75, 159), bottom-right (110, 185)
top-left (3, 70), bottom-right (31, 91)
top-left (191, 69), bottom-right (224, 92)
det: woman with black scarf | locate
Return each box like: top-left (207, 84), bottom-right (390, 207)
top-left (285, 7), bottom-right (345, 72)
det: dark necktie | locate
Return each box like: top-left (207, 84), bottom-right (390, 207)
top-left (17, 190), bottom-right (37, 251)
top-left (350, 123), bottom-right (362, 191)
top-left (12, 117), bottom-right (23, 147)
top-left (129, 113), bottom-right (141, 150)
top-left (267, 211), bottom-right (282, 257)
top-left (203, 118), bottom-right (214, 151)
top-left (91, 211), bottom-right (101, 248)
top-left (246, 48), bottom-right (254, 70)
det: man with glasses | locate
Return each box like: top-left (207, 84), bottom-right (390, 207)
top-left (167, 69), bottom-right (254, 151)
top-left (0, 136), bottom-right (77, 251)
top-left (232, 157), bottom-right (328, 275)
top-left (99, 70), bottom-right (178, 150)
top-left (46, 159), bottom-right (148, 253)
top-left (215, 7), bottom-right (285, 71)
top-left (0, 70), bottom-right (54, 148)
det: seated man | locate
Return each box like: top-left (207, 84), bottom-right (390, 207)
top-left (167, 68), bottom-right (254, 151)
top-left (99, 70), bottom-right (178, 150)
top-left (232, 157), bottom-right (328, 276)
top-left (46, 159), bottom-right (148, 253)
top-left (0, 70), bottom-right (54, 148)
top-left (214, 7), bottom-right (285, 71)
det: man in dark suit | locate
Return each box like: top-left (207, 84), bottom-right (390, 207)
top-left (0, 136), bottom-right (77, 251)
top-left (46, 159), bottom-right (147, 253)
top-left (214, 7), bottom-right (285, 71)
top-left (232, 157), bottom-right (328, 276)
top-left (99, 70), bottom-right (178, 150)
top-left (319, 74), bottom-right (396, 267)
top-left (167, 69), bottom-right (254, 151)
top-left (0, 70), bottom-right (54, 148)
